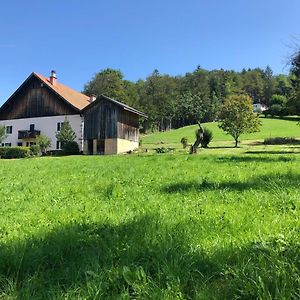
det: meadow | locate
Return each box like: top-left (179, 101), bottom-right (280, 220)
top-left (1, 118), bottom-right (300, 299)
top-left (142, 117), bottom-right (300, 149)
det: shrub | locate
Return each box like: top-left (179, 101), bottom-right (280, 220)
top-left (155, 147), bottom-right (174, 154)
top-left (201, 128), bottom-right (213, 148)
top-left (263, 137), bottom-right (300, 145)
top-left (180, 137), bottom-right (188, 149)
top-left (0, 147), bottom-right (31, 159)
top-left (63, 141), bottom-right (80, 155)
top-left (36, 135), bottom-right (51, 155)
top-left (29, 145), bottom-right (40, 156)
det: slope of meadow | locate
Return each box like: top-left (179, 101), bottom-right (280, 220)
top-left (142, 117), bottom-right (300, 148)
top-left (1, 149), bottom-right (300, 299)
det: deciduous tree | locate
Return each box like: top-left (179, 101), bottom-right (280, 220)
top-left (83, 68), bottom-right (129, 103)
top-left (36, 135), bottom-right (51, 155)
top-left (0, 126), bottom-right (6, 144)
top-left (218, 94), bottom-right (261, 147)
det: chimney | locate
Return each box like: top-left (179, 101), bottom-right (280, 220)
top-left (89, 95), bottom-right (96, 102)
top-left (50, 70), bottom-right (57, 85)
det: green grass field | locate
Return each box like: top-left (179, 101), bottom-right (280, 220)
top-left (142, 117), bottom-right (300, 149)
top-left (1, 142), bottom-right (300, 298)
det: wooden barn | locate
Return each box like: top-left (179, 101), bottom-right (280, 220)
top-left (83, 95), bottom-right (147, 155)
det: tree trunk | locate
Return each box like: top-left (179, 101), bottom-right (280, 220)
top-left (235, 138), bottom-right (238, 147)
top-left (190, 123), bottom-right (204, 154)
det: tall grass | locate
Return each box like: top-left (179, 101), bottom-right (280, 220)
top-left (0, 153), bottom-right (300, 298)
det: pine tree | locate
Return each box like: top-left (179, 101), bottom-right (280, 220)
top-left (56, 117), bottom-right (76, 145)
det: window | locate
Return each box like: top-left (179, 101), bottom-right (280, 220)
top-left (26, 142), bottom-right (36, 147)
top-left (6, 126), bottom-right (12, 134)
top-left (57, 122), bottom-right (64, 131)
top-left (56, 141), bottom-right (64, 150)
top-left (30, 124), bottom-right (35, 131)
top-left (4, 143), bottom-right (11, 147)
top-left (17, 142), bottom-right (22, 147)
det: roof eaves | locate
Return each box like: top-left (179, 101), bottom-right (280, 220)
top-left (100, 95), bottom-right (148, 117)
top-left (0, 72), bottom-right (36, 112)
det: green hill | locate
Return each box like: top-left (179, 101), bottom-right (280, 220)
top-left (142, 117), bottom-right (300, 148)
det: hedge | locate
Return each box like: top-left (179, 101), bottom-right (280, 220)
top-left (0, 147), bottom-right (31, 159)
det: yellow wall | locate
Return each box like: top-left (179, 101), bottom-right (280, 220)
top-left (83, 138), bottom-right (139, 155)
top-left (117, 138), bottom-right (139, 154)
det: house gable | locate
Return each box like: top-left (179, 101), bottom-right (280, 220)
top-left (0, 73), bottom-right (89, 120)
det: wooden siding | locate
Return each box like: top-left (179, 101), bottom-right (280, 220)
top-left (83, 99), bottom-right (118, 140)
top-left (117, 110), bottom-right (139, 142)
top-left (0, 77), bottom-right (77, 120)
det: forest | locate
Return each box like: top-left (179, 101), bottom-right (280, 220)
top-left (83, 56), bottom-right (300, 132)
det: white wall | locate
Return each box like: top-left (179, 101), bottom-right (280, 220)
top-left (0, 115), bottom-right (84, 151)
top-left (253, 104), bottom-right (268, 113)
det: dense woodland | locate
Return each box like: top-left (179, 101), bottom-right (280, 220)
top-left (83, 52), bottom-right (300, 132)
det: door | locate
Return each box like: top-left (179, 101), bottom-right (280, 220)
top-left (87, 139), bottom-right (93, 155)
top-left (97, 139), bottom-right (105, 155)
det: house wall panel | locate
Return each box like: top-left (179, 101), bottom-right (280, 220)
top-left (0, 115), bottom-right (83, 151)
top-left (117, 110), bottom-right (139, 142)
top-left (83, 100), bottom-right (118, 140)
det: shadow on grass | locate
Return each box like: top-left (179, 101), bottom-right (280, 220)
top-left (245, 150), bottom-right (298, 155)
top-left (264, 115), bottom-right (300, 122)
top-left (0, 216), bottom-right (217, 299)
top-left (216, 155), bottom-right (294, 163)
top-left (162, 172), bottom-right (300, 193)
top-left (206, 146), bottom-right (235, 149)
top-left (1, 215), bottom-right (300, 299)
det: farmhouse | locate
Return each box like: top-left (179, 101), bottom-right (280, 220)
top-left (253, 103), bottom-right (268, 113)
top-left (0, 71), bottom-right (146, 154)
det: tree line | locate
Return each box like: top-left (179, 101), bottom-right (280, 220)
top-left (83, 60), bottom-right (299, 132)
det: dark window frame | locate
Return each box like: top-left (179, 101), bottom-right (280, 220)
top-left (6, 126), bottom-right (12, 134)
top-left (57, 122), bottom-right (64, 132)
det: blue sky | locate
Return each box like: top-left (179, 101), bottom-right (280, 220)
top-left (0, 0), bottom-right (299, 104)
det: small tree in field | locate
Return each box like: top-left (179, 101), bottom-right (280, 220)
top-left (36, 135), bottom-right (51, 155)
top-left (0, 126), bottom-right (6, 144)
top-left (180, 137), bottom-right (188, 149)
top-left (218, 94), bottom-right (261, 147)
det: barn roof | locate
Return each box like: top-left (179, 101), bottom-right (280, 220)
top-left (0, 73), bottom-right (146, 117)
top-left (0, 72), bottom-right (90, 113)
top-left (34, 73), bottom-right (90, 110)
top-left (82, 95), bottom-right (147, 117)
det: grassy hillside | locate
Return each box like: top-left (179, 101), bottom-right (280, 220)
top-left (142, 117), bottom-right (300, 148)
top-left (1, 151), bottom-right (300, 299)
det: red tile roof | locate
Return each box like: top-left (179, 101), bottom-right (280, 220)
top-left (34, 73), bottom-right (90, 110)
